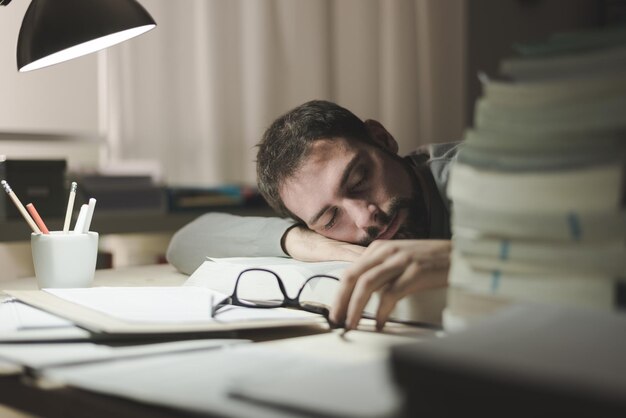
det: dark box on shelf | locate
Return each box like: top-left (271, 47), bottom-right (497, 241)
top-left (0, 159), bottom-right (67, 220)
top-left (77, 175), bottom-right (165, 212)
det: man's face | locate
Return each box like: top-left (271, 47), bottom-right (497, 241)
top-left (280, 137), bottom-right (427, 246)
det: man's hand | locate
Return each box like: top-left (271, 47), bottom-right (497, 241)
top-left (330, 240), bottom-right (451, 331)
top-left (283, 225), bottom-right (365, 262)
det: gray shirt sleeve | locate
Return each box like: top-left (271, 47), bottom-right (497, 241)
top-left (166, 212), bottom-right (295, 274)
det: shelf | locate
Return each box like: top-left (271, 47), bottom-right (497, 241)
top-left (0, 207), bottom-right (276, 242)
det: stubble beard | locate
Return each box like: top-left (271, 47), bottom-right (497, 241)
top-left (358, 196), bottom-right (428, 246)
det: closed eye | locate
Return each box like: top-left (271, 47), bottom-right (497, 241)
top-left (349, 168), bottom-right (368, 193)
top-left (323, 208), bottom-right (338, 230)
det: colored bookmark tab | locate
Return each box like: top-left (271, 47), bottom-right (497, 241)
top-left (26, 203), bottom-right (50, 234)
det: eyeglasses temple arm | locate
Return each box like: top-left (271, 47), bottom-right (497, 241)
top-left (211, 296), bottom-right (232, 318)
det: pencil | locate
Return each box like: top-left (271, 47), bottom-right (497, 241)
top-left (1, 180), bottom-right (42, 234)
top-left (63, 181), bottom-right (77, 233)
top-left (26, 203), bottom-right (50, 234)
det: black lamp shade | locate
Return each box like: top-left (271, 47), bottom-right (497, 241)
top-left (17, 0), bottom-right (156, 72)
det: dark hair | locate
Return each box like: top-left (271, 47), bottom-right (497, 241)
top-left (256, 100), bottom-right (373, 220)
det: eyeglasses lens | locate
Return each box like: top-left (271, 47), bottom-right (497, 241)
top-left (237, 270), bottom-right (285, 307)
top-left (299, 276), bottom-right (340, 311)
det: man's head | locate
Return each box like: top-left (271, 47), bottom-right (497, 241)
top-left (257, 100), bottom-right (428, 245)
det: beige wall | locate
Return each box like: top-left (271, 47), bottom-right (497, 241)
top-left (0, 0), bottom-right (99, 135)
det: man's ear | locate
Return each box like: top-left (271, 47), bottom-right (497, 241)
top-left (364, 119), bottom-right (399, 154)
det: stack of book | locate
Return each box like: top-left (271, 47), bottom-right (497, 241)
top-left (447, 26), bottom-right (626, 316)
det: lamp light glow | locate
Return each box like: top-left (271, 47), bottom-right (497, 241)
top-left (20, 25), bottom-right (155, 72)
top-left (15, 0), bottom-right (156, 72)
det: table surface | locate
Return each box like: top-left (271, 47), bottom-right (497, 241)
top-left (0, 264), bottom-right (435, 418)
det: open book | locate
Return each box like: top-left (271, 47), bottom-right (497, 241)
top-left (185, 257), bottom-right (446, 327)
top-left (6, 286), bottom-right (325, 336)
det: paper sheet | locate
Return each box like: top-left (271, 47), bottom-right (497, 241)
top-left (0, 339), bottom-right (249, 370)
top-left (0, 299), bottom-right (89, 342)
top-left (42, 344), bottom-right (400, 418)
top-left (0, 300), bottom-right (73, 331)
top-left (228, 358), bottom-right (401, 418)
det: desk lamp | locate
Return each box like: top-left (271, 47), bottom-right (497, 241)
top-left (0, 0), bottom-right (156, 72)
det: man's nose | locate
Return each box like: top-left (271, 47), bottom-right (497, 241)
top-left (345, 200), bottom-right (380, 230)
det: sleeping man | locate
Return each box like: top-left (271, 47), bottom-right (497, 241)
top-left (167, 100), bottom-right (458, 331)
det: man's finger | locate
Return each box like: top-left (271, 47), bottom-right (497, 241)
top-left (330, 271), bottom-right (358, 325)
top-left (344, 251), bottom-right (412, 330)
top-left (330, 245), bottom-right (388, 324)
top-left (375, 290), bottom-right (400, 331)
top-left (341, 241), bottom-right (399, 279)
top-left (331, 240), bottom-right (452, 327)
top-left (374, 261), bottom-right (422, 330)
top-left (376, 260), bottom-right (451, 330)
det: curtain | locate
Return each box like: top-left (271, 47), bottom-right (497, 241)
top-left (99, 0), bottom-right (466, 187)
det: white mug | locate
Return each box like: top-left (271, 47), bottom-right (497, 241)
top-left (31, 231), bottom-right (99, 289)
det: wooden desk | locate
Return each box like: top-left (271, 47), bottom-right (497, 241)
top-left (0, 265), bottom-right (434, 418)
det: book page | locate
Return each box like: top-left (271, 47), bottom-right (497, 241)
top-left (0, 300), bottom-right (89, 342)
top-left (186, 257), bottom-right (350, 298)
top-left (0, 300), bottom-right (74, 331)
top-left (44, 287), bottom-right (320, 324)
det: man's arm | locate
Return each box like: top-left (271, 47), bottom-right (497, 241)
top-left (282, 225), bottom-right (365, 262)
top-left (166, 213), bottom-right (365, 274)
top-left (166, 213), bottom-right (294, 274)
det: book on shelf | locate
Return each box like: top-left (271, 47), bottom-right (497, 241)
top-left (77, 174), bottom-right (165, 212)
top-left (165, 185), bottom-right (268, 212)
top-left (185, 257), bottom-right (446, 327)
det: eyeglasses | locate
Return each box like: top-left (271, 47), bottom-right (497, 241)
top-left (211, 267), bottom-right (443, 331)
top-left (211, 268), bottom-right (341, 324)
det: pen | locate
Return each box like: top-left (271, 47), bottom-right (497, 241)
top-left (1, 180), bottom-right (42, 234)
top-left (26, 203), bottom-right (50, 234)
top-left (82, 198), bottom-right (97, 233)
top-left (73, 204), bottom-right (88, 234)
top-left (63, 181), bottom-right (77, 233)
